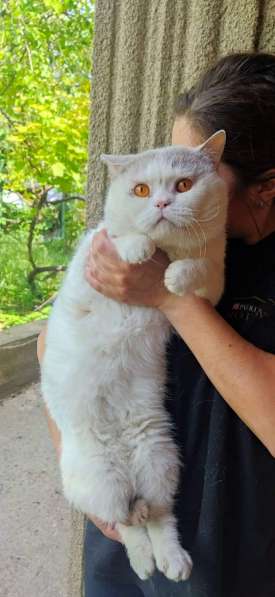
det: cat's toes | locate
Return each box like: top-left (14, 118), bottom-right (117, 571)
top-left (114, 237), bottom-right (155, 264)
top-left (164, 271), bottom-right (187, 296)
top-left (164, 262), bottom-right (194, 296)
top-left (195, 285), bottom-right (223, 306)
top-left (155, 546), bottom-right (193, 582)
top-left (129, 499), bottom-right (150, 526)
top-left (128, 541), bottom-right (155, 580)
top-left (165, 275), bottom-right (186, 296)
top-left (118, 524), bottom-right (156, 580)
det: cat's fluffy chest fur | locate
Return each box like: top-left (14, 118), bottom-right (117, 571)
top-left (41, 134), bottom-right (228, 582)
top-left (157, 234), bottom-right (224, 262)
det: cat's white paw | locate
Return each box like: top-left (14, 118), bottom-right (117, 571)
top-left (128, 537), bottom-right (155, 580)
top-left (164, 259), bottom-right (201, 296)
top-left (118, 525), bottom-right (155, 580)
top-left (114, 235), bottom-right (155, 264)
top-left (154, 544), bottom-right (193, 581)
top-left (195, 283), bottom-right (223, 306)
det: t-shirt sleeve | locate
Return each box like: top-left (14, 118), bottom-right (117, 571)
top-left (217, 295), bottom-right (275, 354)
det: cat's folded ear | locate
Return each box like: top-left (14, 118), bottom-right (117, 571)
top-left (198, 130), bottom-right (226, 167)
top-left (100, 154), bottom-right (136, 177)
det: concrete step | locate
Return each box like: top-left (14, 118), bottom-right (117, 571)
top-left (0, 321), bottom-right (46, 400)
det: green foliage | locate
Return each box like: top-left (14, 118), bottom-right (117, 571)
top-left (0, 200), bottom-right (30, 232)
top-left (0, 228), bottom-right (68, 309)
top-left (0, 225), bottom-right (78, 329)
top-left (0, 0), bottom-right (94, 197)
top-left (0, 306), bottom-right (51, 330)
top-left (0, 0), bottom-right (93, 327)
top-left (0, 200), bottom-right (85, 328)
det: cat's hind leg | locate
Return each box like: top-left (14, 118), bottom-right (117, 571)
top-left (116, 523), bottom-right (155, 581)
top-left (60, 432), bottom-right (132, 525)
top-left (131, 432), bottom-right (193, 581)
top-left (147, 513), bottom-right (193, 581)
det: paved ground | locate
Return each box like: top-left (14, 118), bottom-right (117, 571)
top-left (0, 384), bottom-right (73, 597)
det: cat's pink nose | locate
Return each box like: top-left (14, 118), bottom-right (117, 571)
top-left (155, 199), bottom-right (171, 209)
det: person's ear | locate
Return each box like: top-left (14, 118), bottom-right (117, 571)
top-left (250, 169), bottom-right (275, 207)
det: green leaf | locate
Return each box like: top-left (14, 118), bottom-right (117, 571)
top-left (51, 162), bottom-right (65, 177)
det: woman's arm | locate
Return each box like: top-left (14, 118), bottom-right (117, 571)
top-left (161, 293), bottom-right (275, 457)
top-left (37, 327), bottom-right (62, 461)
top-left (37, 325), bottom-right (122, 541)
top-left (88, 230), bottom-right (275, 457)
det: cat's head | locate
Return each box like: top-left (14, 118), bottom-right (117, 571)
top-left (101, 131), bottom-right (228, 249)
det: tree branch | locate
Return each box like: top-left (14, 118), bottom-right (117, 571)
top-left (48, 194), bottom-right (86, 205)
top-left (0, 48), bottom-right (27, 96)
top-left (0, 107), bottom-right (14, 127)
top-left (27, 264), bottom-right (66, 285)
top-left (27, 187), bottom-right (50, 272)
top-left (34, 292), bottom-right (57, 311)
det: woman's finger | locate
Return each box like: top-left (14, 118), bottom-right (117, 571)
top-left (90, 247), bottom-right (122, 274)
top-left (88, 246), bottom-right (131, 288)
top-left (85, 252), bottom-right (126, 290)
top-left (92, 230), bottom-right (121, 264)
top-left (86, 272), bottom-right (128, 302)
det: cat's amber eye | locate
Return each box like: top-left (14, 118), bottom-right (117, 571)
top-left (176, 178), bottom-right (193, 193)
top-left (134, 183), bottom-right (150, 198)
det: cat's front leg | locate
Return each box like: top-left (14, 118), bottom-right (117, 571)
top-left (113, 234), bottom-right (155, 264)
top-left (164, 257), bottom-right (224, 305)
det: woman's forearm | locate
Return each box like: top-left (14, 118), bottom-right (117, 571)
top-left (161, 293), bottom-right (275, 457)
top-left (37, 327), bottom-right (62, 461)
top-left (44, 404), bottom-right (62, 461)
top-left (37, 327), bottom-right (121, 541)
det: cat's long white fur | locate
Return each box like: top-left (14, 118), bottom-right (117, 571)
top-left (41, 135), bottom-right (228, 582)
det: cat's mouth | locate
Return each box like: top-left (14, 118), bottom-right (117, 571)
top-left (154, 215), bottom-right (174, 228)
top-left (155, 215), bottom-right (165, 224)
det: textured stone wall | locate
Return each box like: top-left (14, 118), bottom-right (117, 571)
top-left (87, 0), bottom-right (275, 227)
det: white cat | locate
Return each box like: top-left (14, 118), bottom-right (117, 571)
top-left (41, 131), bottom-right (228, 582)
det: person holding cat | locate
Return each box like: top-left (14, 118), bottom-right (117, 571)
top-left (38, 52), bottom-right (275, 597)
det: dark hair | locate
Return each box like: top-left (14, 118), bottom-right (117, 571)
top-left (175, 53), bottom-right (275, 186)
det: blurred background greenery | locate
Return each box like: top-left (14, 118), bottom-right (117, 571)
top-left (0, 0), bottom-right (94, 329)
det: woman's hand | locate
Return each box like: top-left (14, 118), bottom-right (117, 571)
top-left (85, 229), bottom-right (171, 309)
top-left (87, 515), bottom-right (123, 543)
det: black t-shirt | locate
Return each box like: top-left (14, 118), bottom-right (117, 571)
top-left (84, 232), bottom-right (275, 597)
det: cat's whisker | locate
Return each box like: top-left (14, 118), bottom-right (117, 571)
top-left (195, 220), bottom-right (207, 258)
top-left (196, 209), bottom-right (220, 223)
top-left (197, 222), bottom-right (207, 259)
top-left (188, 217), bottom-right (207, 258)
top-left (186, 224), bottom-right (193, 257)
top-left (148, 256), bottom-right (167, 267)
top-left (174, 221), bottom-right (192, 255)
top-left (181, 223), bottom-right (192, 256)
top-left (190, 217), bottom-right (207, 258)
top-left (187, 205), bottom-right (220, 222)
top-left (187, 204), bottom-right (219, 214)
top-left (175, 206), bottom-right (220, 225)
top-left (188, 220), bottom-right (204, 258)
